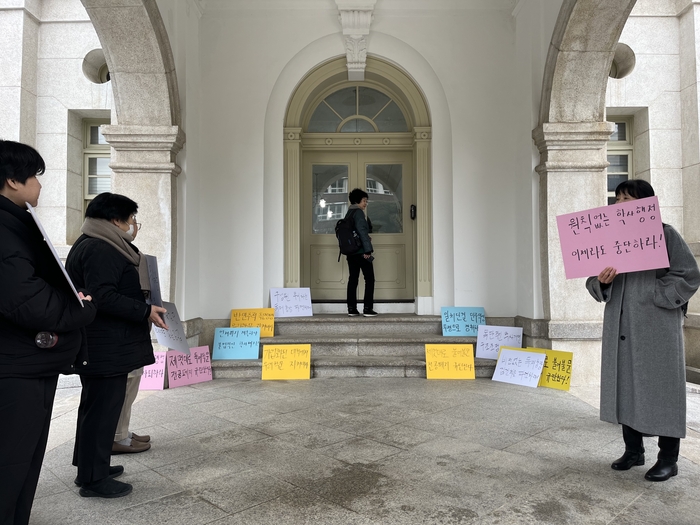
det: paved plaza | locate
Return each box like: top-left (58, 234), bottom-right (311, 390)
top-left (31, 377), bottom-right (700, 525)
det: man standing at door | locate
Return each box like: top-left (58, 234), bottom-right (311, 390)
top-left (345, 188), bottom-right (377, 317)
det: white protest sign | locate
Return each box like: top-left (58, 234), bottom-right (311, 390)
top-left (144, 254), bottom-right (163, 307)
top-left (269, 288), bottom-right (313, 318)
top-left (153, 301), bottom-right (190, 355)
top-left (492, 348), bottom-right (546, 388)
top-left (475, 325), bottom-right (523, 360)
top-left (26, 203), bottom-right (83, 306)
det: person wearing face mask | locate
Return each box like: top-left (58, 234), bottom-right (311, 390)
top-left (66, 192), bottom-right (168, 498)
top-left (586, 180), bottom-right (700, 482)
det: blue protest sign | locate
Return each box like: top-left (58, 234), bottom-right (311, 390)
top-left (441, 307), bottom-right (486, 336)
top-left (212, 327), bottom-right (261, 359)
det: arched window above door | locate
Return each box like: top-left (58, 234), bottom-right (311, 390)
top-left (307, 86), bottom-right (408, 133)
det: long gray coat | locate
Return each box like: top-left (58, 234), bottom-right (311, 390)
top-left (586, 224), bottom-right (700, 438)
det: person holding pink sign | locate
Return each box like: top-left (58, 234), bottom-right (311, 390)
top-left (586, 180), bottom-right (700, 482)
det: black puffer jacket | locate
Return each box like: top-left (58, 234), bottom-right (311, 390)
top-left (66, 234), bottom-right (155, 377)
top-left (0, 196), bottom-right (96, 378)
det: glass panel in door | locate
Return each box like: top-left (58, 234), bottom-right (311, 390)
top-left (312, 165), bottom-right (348, 234)
top-left (365, 164), bottom-right (403, 234)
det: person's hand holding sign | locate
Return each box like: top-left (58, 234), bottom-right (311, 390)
top-left (597, 266), bottom-right (618, 284)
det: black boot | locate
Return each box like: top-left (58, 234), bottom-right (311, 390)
top-left (611, 451), bottom-right (644, 470)
top-left (644, 459), bottom-right (678, 481)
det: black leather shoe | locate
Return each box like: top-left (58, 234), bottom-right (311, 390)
top-left (74, 465), bottom-right (124, 486)
top-left (644, 460), bottom-right (678, 482)
top-left (79, 478), bottom-right (132, 498)
top-left (611, 451), bottom-right (644, 470)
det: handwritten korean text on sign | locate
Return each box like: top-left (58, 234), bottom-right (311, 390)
top-left (262, 344), bottom-right (311, 380)
top-left (230, 308), bottom-right (275, 337)
top-left (535, 348), bottom-right (574, 391)
top-left (557, 196), bottom-right (669, 279)
top-left (153, 302), bottom-right (190, 355)
top-left (212, 327), bottom-right (260, 360)
top-left (139, 352), bottom-right (167, 390)
top-left (475, 325), bottom-right (523, 360)
top-left (270, 288), bottom-right (313, 318)
top-left (441, 307), bottom-right (486, 336)
top-left (425, 344), bottom-right (475, 380)
top-left (492, 348), bottom-right (546, 389)
top-left (167, 346), bottom-right (213, 388)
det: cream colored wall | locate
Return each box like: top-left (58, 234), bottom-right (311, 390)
top-left (193, 1), bottom-right (525, 319)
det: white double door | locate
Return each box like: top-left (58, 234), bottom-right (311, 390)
top-left (301, 151), bottom-right (414, 301)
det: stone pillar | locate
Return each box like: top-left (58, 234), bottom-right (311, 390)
top-left (284, 127), bottom-right (302, 288)
top-left (0, 2), bottom-right (38, 143)
top-left (414, 127), bottom-right (432, 310)
top-left (100, 125), bottom-right (185, 302)
top-left (532, 121), bottom-right (614, 385)
top-left (679, 1), bottom-right (700, 371)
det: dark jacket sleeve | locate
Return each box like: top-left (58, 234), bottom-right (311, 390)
top-left (74, 241), bottom-right (150, 322)
top-left (352, 210), bottom-right (374, 253)
top-left (654, 225), bottom-right (700, 309)
top-left (586, 276), bottom-right (613, 303)
top-left (0, 251), bottom-right (96, 332)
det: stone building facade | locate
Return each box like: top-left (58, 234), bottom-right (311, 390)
top-left (2, 0), bottom-right (699, 385)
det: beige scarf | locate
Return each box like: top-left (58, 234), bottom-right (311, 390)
top-left (80, 217), bottom-right (151, 294)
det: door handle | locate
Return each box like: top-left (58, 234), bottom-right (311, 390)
top-left (410, 205), bottom-right (416, 220)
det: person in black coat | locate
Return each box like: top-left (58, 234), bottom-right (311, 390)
top-left (0, 140), bottom-right (97, 525)
top-left (66, 192), bottom-right (167, 498)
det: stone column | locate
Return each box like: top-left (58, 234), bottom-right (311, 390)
top-left (414, 127), bottom-right (432, 311)
top-left (0, 2), bottom-right (38, 143)
top-left (679, 1), bottom-right (700, 372)
top-left (284, 127), bottom-right (302, 288)
top-left (532, 121), bottom-right (614, 385)
top-left (100, 125), bottom-right (184, 302)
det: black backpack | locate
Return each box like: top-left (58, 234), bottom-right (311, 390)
top-left (335, 209), bottom-right (362, 261)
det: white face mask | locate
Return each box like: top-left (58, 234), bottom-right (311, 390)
top-left (127, 224), bottom-right (135, 237)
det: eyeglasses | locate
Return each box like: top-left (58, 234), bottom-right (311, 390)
top-left (130, 215), bottom-right (142, 231)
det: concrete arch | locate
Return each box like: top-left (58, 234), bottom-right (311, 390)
top-left (79, 0), bottom-right (184, 301)
top-left (540, 0), bottom-right (637, 125)
top-left (263, 31), bottom-right (454, 313)
top-left (80, 0), bottom-right (180, 126)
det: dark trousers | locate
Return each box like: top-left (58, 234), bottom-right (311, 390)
top-left (622, 424), bottom-right (680, 462)
top-left (73, 374), bottom-right (127, 484)
top-left (0, 375), bottom-right (58, 525)
top-left (347, 254), bottom-right (375, 311)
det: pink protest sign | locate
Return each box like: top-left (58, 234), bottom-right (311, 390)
top-left (166, 346), bottom-right (213, 388)
top-left (557, 196), bottom-right (669, 279)
top-left (139, 352), bottom-right (166, 390)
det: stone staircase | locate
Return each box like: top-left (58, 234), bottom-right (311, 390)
top-left (211, 314), bottom-right (498, 379)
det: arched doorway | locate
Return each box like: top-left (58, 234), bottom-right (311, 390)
top-left (284, 56), bottom-right (432, 308)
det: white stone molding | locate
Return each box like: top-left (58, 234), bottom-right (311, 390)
top-left (335, 0), bottom-right (376, 80)
top-left (101, 125), bottom-right (185, 302)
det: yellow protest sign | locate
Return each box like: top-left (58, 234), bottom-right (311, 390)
top-left (230, 308), bottom-right (275, 338)
top-left (262, 344), bottom-right (311, 380)
top-left (425, 344), bottom-right (475, 380)
top-left (532, 348), bottom-right (573, 391)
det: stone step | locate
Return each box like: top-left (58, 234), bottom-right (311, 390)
top-left (211, 356), bottom-right (497, 379)
top-left (274, 314), bottom-right (445, 336)
top-left (259, 334), bottom-right (477, 356)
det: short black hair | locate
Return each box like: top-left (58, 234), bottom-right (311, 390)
top-left (614, 179), bottom-right (655, 200)
top-left (85, 192), bottom-right (138, 222)
top-left (349, 188), bottom-right (368, 204)
top-left (0, 140), bottom-right (46, 190)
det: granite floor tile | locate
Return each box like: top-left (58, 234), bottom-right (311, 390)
top-left (194, 468), bottom-right (296, 514)
top-left (316, 436), bottom-right (403, 465)
top-left (153, 452), bottom-right (250, 489)
top-left (356, 423), bottom-right (441, 450)
top-left (105, 491), bottom-right (228, 525)
top-left (271, 423), bottom-right (355, 450)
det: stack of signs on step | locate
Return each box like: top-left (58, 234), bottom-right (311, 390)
top-left (475, 325), bottom-right (523, 360)
top-left (140, 346), bottom-right (213, 390)
top-left (492, 347), bottom-right (574, 390)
